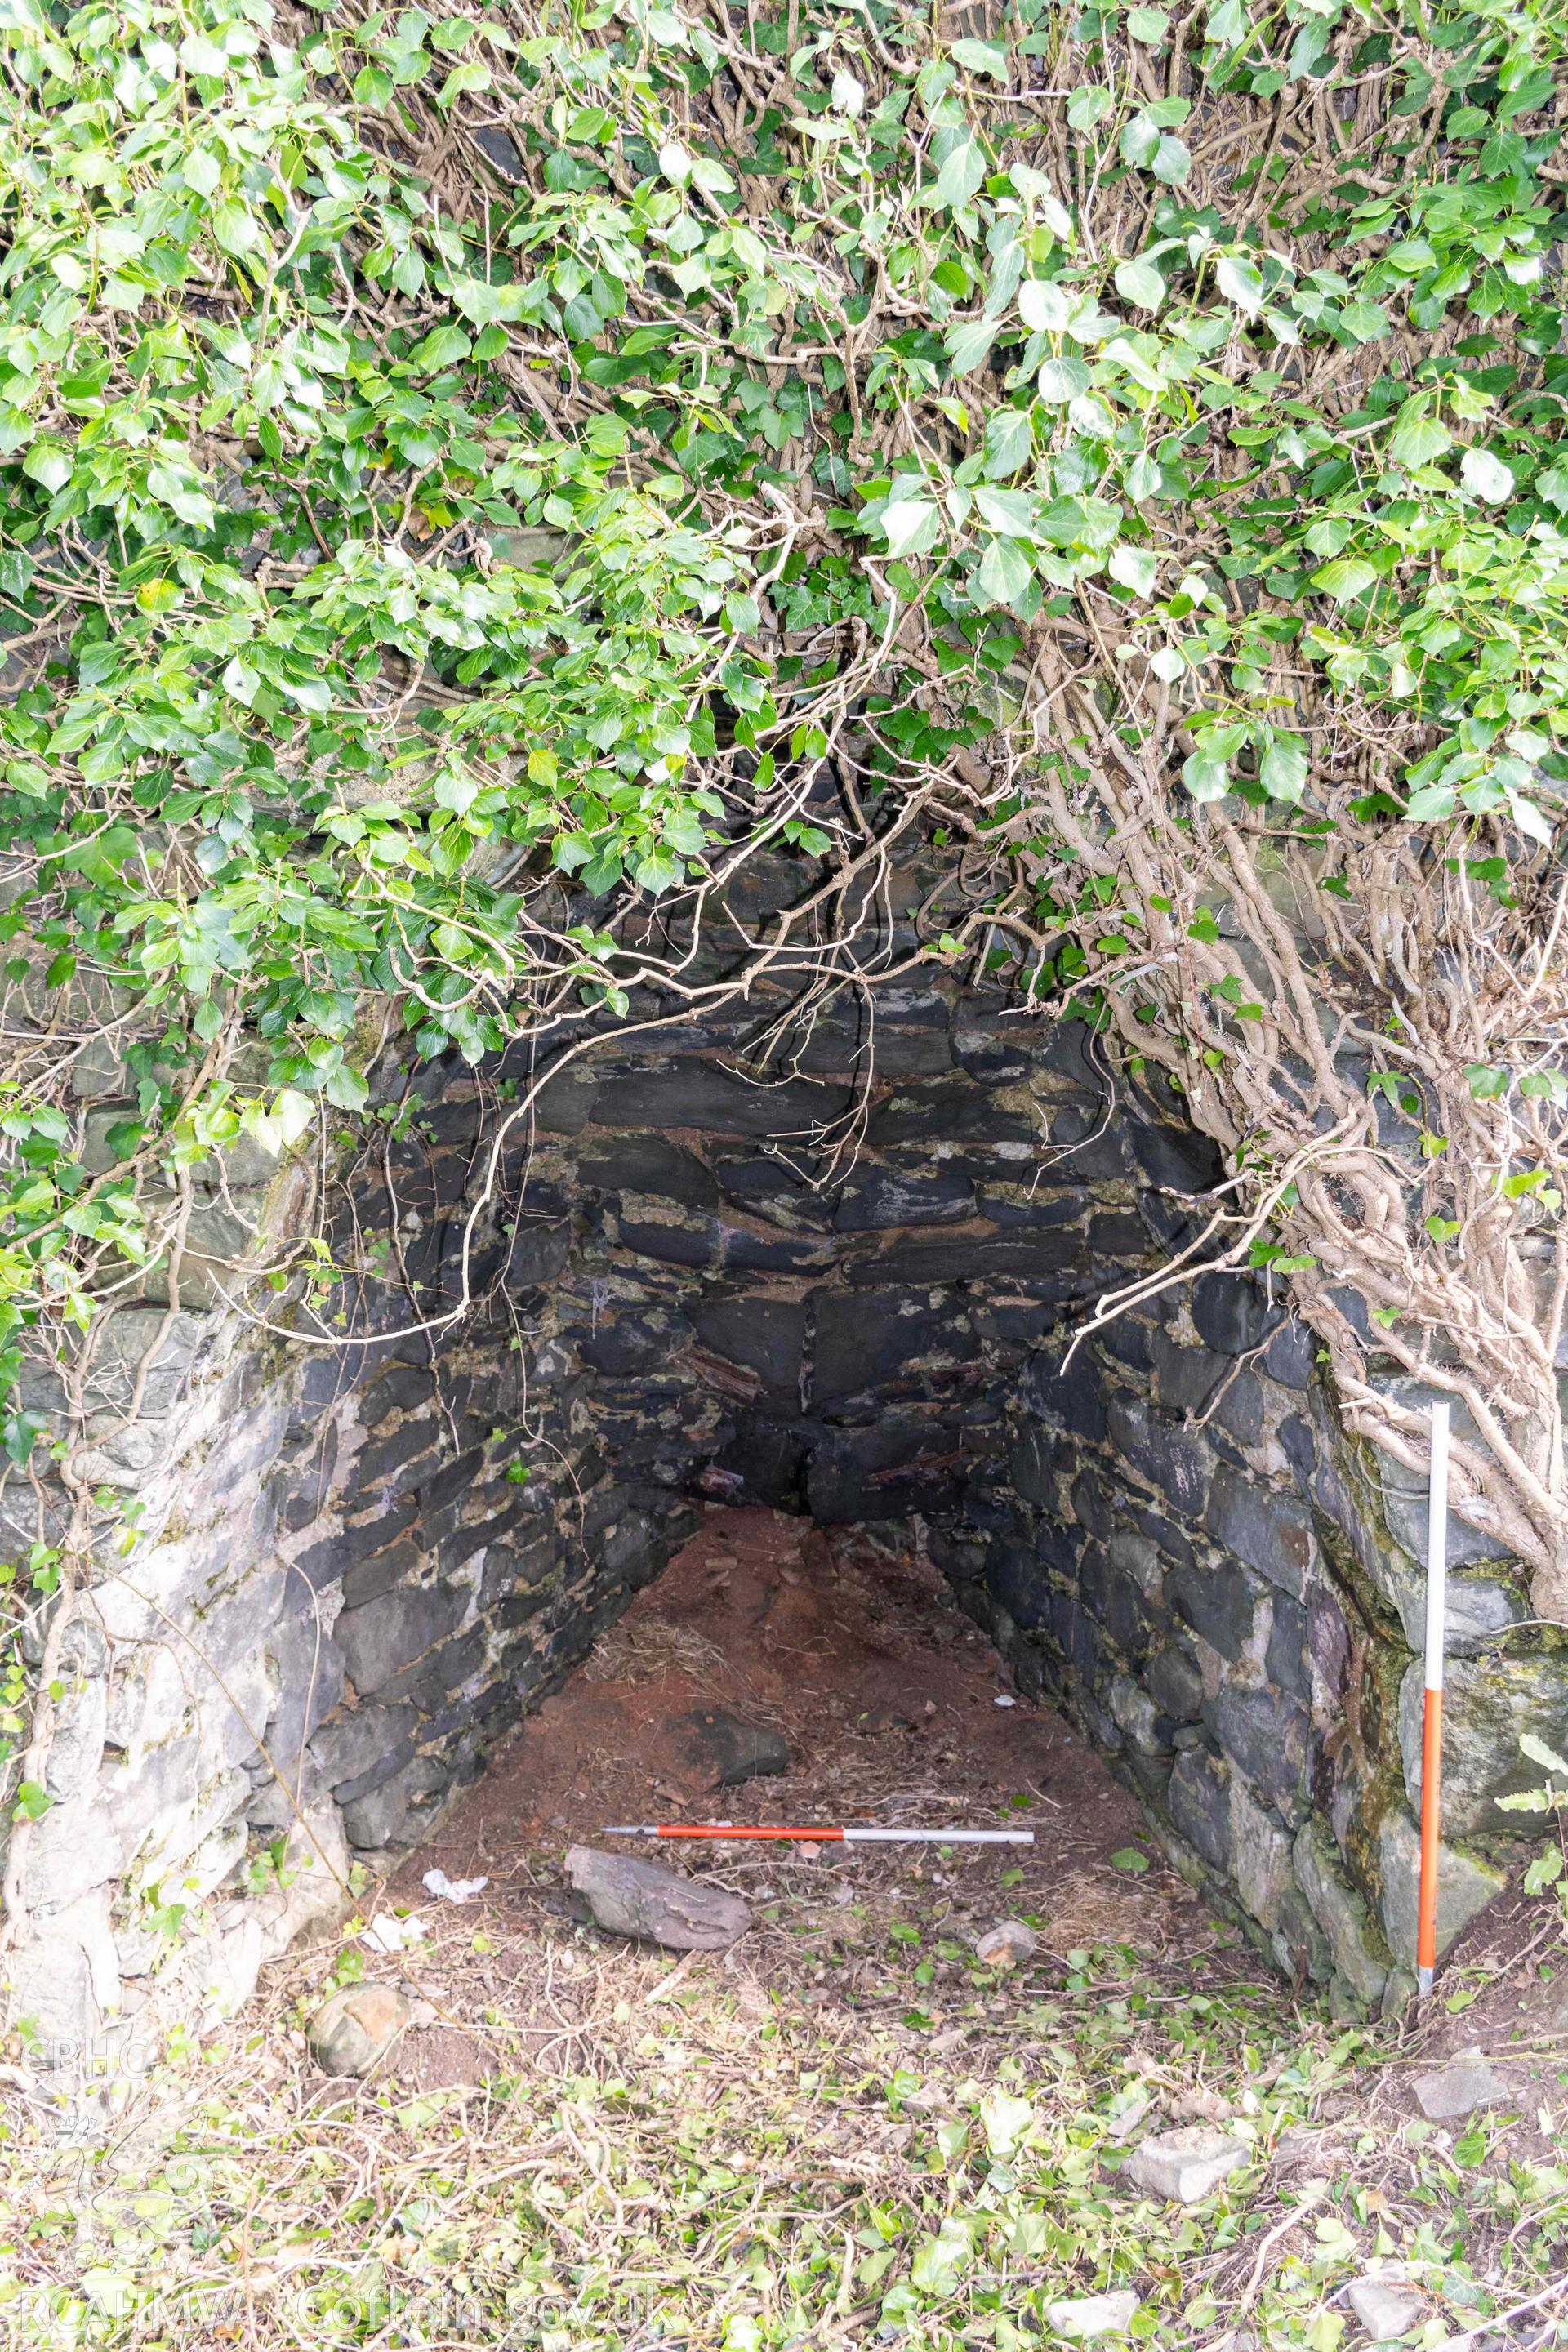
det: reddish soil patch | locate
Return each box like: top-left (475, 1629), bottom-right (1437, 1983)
top-left (389, 1504), bottom-right (1208, 1967)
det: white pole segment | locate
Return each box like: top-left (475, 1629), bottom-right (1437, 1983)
top-left (1424, 1401), bottom-right (1450, 1695)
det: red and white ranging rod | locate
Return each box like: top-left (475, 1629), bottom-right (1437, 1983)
top-left (604, 1824), bottom-right (1035, 1845)
top-left (1417, 1400), bottom-right (1450, 2002)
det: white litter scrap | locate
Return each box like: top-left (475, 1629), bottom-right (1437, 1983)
top-left (994, 1693), bottom-right (1017, 1708)
top-left (422, 1869), bottom-right (489, 1905)
top-left (361, 1911), bottom-right (430, 1955)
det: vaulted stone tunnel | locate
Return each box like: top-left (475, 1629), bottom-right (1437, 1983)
top-left (4, 931), bottom-right (1552, 2065)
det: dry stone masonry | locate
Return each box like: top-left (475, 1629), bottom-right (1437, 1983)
top-left (2, 929), bottom-right (1557, 2068)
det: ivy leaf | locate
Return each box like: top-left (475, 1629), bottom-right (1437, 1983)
top-left (974, 535), bottom-right (1036, 608)
top-left (1259, 733), bottom-right (1309, 802)
top-left (410, 323), bottom-right (472, 371)
top-left (1388, 408), bottom-right (1452, 470)
top-left (1465, 1064), bottom-right (1510, 1099)
top-left (1019, 278), bottom-right (1073, 333)
top-left (22, 442), bottom-right (70, 493)
top-left (946, 316), bottom-right (998, 375)
top-left (973, 486), bottom-right (1037, 535)
top-left (1067, 85), bottom-right (1111, 131)
top-left (1312, 557), bottom-right (1378, 599)
top-left (950, 37), bottom-right (1009, 78)
top-left (1460, 447), bottom-right (1514, 503)
top-left (1114, 257), bottom-right (1165, 310)
top-left (881, 495), bottom-right (941, 559)
top-left (933, 136), bottom-right (987, 211)
top-left (1152, 133), bottom-right (1192, 182)
top-left (1108, 542), bottom-right (1158, 596)
top-left (1182, 751), bottom-right (1232, 802)
top-left (1216, 254), bottom-right (1266, 315)
top-left (1036, 355), bottom-right (1089, 403)
top-left (983, 407), bottom-right (1035, 480)
top-left (1339, 300), bottom-right (1390, 341)
top-left (1120, 113), bottom-right (1160, 168)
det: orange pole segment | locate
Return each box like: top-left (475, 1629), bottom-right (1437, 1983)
top-left (654, 1825), bottom-right (846, 1840)
top-left (1416, 1686), bottom-right (1444, 1978)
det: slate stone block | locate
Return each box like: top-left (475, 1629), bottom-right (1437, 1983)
top-left (1009, 1427), bottom-right (1056, 1505)
top-left (833, 1165), bottom-right (977, 1230)
top-left (1127, 1119), bottom-right (1225, 1195)
top-left (811, 1290), bottom-right (978, 1405)
top-left (576, 1133), bottom-right (719, 1207)
top-left (1147, 1646), bottom-right (1205, 1722)
top-left (1192, 1272), bottom-right (1285, 1356)
top-left (1398, 1651), bottom-right (1568, 1838)
top-left (1107, 1392), bottom-right (1213, 1521)
top-left (1045, 1101), bottom-right (1128, 1180)
top-left (336, 1583), bottom-right (468, 1696)
top-left (1204, 1686), bottom-right (1309, 1812)
top-left (1169, 1560), bottom-right (1256, 1661)
top-left (1021, 1348), bottom-right (1107, 1441)
top-left (866, 1076), bottom-right (1034, 1147)
top-left (578, 1312), bottom-right (694, 1375)
top-left (1265, 1591), bottom-right (1311, 1703)
top-left (985, 1540), bottom-right (1049, 1631)
top-left (688, 1295), bottom-right (807, 1401)
top-left (593, 1062), bottom-right (852, 1138)
top-left (309, 1701), bottom-right (419, 1799)
top-left (1263, 1317), bottom-right (1316, 1389)
top-left (722, 1224), bottom-right (840, 1274)
top-left (807, 1419), bottom-right (965, 1522)
top-left (1168, 1744), bottom-right (1231, 1869)
top-left (617, 1212), bottom-right (720, 1269)
top-left (1205, 1465), bottom-right (1316, 1599)
top-left (342, 1535), bottom-right (424, 1610)
top-left (710, 1152), bottom-right (834, 1230)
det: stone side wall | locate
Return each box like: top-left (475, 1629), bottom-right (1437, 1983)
top-left (0, 973), bottom-right (1548, 2068)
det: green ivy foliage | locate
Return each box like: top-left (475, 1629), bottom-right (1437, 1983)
top-left (0, 0), bottom-right (1563, 1499)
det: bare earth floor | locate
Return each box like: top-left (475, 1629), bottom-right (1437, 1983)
top-left (388, 1503), bottom-right (1207, 2001)
top-left (7, 1509), bottom-right (1568, 2348)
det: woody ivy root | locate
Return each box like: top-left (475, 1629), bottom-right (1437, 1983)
top-left (0, 0), bottom-right (1561, 1820)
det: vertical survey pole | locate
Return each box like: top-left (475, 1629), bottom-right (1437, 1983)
top-left (1417, 1401), bottom-right (1450, 2001)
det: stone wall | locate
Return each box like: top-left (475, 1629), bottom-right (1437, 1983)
top-left (1, 966), bottom-right (1551, 2069)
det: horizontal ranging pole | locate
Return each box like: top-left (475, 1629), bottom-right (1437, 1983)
top-left (603, 1825), bottom-right (1035, 1844)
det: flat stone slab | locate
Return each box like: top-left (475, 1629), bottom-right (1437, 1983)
top-left (1044, 2291), bottom-right (1141, 2338)
top-left (1128, 2123), bottom-right (1249, 2204)
top-left (1411, 2047), bottom-right (1510, 2122)
top-left (1347, 2278), bottom-right (1423, 2340)
top-left (669, 1707), bottom-right (791, 1789)
top-left (566, 1845), bottom-right (751, 1950)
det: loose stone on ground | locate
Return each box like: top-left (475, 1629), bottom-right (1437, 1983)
top-left (307, 1982), bottom-right (413, 2078)
top-left (565, 1844), bottom-right (751, 1949)
top-left (1410, 2047), bottom-right (1510, 2122)
top-left (1043, 2291), bottom-right (1142, 2338)
top-left (974, 1918), bottom-right (1037, 1967)
top-left (1346, 2278), bottom-right (1424, 2341)
top-left (1127, 2124), bottom-right (1249, 2204)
